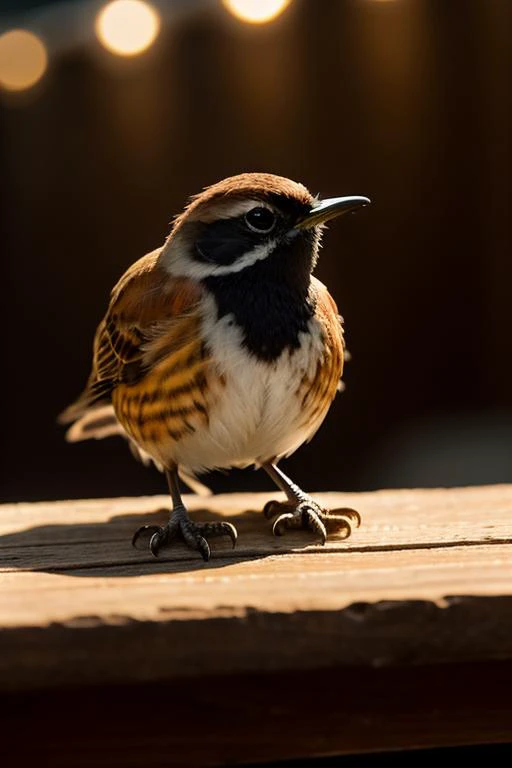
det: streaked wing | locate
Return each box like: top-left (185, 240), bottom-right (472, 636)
top-left (300, 276), bottom-right (345, 433)
top-left (59, 248), bottom-right (204, 424)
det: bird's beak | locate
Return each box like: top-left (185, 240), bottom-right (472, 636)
top-left (294, 195), bottom-right (371, 230)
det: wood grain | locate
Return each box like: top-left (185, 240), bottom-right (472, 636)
top-left (0, 486), bottom-right (511, 763)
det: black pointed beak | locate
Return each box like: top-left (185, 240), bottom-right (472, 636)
top-left (295, 195), bottom-right (371, 229)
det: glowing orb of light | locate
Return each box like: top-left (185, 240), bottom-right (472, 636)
top-left (0, 29), bottom-right (48, 92)
top-left (222, 0), bottom-right (292, 25)
top-left (95, 0), bottom-right (161, 57)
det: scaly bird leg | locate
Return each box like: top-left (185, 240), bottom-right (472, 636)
top-left (261, 462), bottom-right (360, 545)
top-left (132, 467), bottom-right (237, 562)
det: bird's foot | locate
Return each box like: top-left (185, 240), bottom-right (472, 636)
top-left (263, 496), bottom-right (360, 545)
top-left (132, 505), bottom-right (237, 562)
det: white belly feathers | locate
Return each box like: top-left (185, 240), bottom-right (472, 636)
top-left (171, 295), bottom-right (327, 472)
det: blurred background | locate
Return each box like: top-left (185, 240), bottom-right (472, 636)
top-left (0, 0), bottom-right (510, 502)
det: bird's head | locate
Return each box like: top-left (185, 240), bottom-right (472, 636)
top-left (159, 173), bottom-right (369, 283)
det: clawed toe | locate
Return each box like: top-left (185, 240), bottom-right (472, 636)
top-left (132, 524), bottom-right (166, 550)
top-left (179, 519), bottom-right (238, 562)
top-left (263, 499), bottom-right (295, 519)
top-left (271, 503), bottom-right (328, 544)
top-left (330, 507), bottom-right (361, 530)
top-left (132, 516), bottom-right (237, 562)
top-left (264, 497), bottom-right (360, 544)
top-left (149, 526), bottom-right (173, 557)
top-left (132, 523), bottom-right (175, 556)
top-left (198, 521), bottom-right (238, 548)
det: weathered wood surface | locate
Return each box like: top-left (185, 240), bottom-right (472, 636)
top-left (0, 486), bottom-right (511, 764)
top-left (1, 485), bottom-right (511, 686)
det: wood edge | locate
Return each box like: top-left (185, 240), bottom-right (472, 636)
top-left (1, 594), bottom-right (511, 692)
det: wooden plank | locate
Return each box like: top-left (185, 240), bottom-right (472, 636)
top-left (1, 485), bottom-right (511, 763)
top-left (1, 485), bottom-right (511, 569)
top-left (0, 486), bottom-right (511, 694)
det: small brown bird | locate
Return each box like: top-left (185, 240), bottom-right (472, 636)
top-left (60, 173), bottom-right (369, 561)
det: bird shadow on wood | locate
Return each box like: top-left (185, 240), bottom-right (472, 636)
top-left (0, 504), bottom-right (327, 577)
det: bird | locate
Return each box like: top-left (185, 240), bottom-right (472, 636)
top-left (59, 173), bottom-right (370, 561)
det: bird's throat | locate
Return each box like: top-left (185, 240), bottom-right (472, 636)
top-left (203, 239), bottom-right (316, 362)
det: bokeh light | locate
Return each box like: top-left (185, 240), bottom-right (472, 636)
top-left (95, 0), bottom-right (160, 57)
top-left (222, 0), bottom-right (292, 25)
top-left (0, 29), bottom-right (48, 92)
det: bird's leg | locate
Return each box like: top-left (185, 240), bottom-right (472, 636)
top-left (132, 467), bottom-right (237, 562)
top-left (261, 462), bottom-right (360, 545)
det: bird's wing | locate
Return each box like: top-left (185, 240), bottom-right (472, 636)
top-left (300, 276), bottom-right (345, 435)
top-left (58, 248), bottom-right (204, 426)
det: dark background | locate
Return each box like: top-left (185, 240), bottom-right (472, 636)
top-left (1, 0), bottom-right (511, 502)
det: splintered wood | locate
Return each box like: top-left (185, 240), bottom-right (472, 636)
top-left (0, 485), bottom-right (511, 692)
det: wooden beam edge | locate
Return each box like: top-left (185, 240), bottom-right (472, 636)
top-left (1, 593), bottom-right (511, 692)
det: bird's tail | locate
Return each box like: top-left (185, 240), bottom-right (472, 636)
top-left (58, 401), bottom-right (211, 497)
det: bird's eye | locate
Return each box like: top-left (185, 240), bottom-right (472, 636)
top-left (244, 207), bottom-right (276, 234)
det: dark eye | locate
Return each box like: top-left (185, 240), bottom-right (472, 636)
top-left (244, 207), bottom-right (276, 234)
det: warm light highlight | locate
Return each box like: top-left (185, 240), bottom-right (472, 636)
top-left (0, 29), bottom-right (47, 92)
top-left (95, 0), bottom-right (160, 57)
top-left (222, 0), bottom-right (292, 25)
